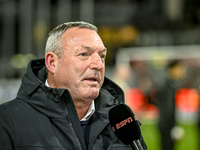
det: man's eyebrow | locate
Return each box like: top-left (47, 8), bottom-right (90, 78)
top-left (81, 45), bottom-right (107, 52)
top-left (102, 48), bottom-right (107, 52)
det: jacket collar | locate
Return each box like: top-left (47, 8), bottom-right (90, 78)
top-left (21, 58), bottom-right (46, 95)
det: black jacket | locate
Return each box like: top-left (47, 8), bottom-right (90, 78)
top-left (0, 58), bottom-right (147, 150)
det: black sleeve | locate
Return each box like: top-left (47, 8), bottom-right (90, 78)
top-left (0, 107), bottom-right (16, 150)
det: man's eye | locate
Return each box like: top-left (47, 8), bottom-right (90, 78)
top-left (80, 53), bottom-right (87, 56)
top-left (100, 54), bottom-right (106, 59)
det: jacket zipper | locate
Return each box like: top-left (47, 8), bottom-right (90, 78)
top-left (63, 100), bottom-right (83, 150)
top-left (88, 120), bottom-right (109, 150)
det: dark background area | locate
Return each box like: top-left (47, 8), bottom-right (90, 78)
top-left (1, 0), bottom-right (200, 78)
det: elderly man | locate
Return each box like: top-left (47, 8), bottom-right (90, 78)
top-left (0, 21), bottom-right (147, 150)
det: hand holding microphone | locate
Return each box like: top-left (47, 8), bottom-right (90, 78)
top-left (109, 103), bottom-right (145, 150)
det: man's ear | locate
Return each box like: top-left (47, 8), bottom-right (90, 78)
top-left (45, 52), bottom-right (58, 74)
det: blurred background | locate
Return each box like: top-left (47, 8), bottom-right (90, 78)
top-left (0, 0), bottom-right (200, 149)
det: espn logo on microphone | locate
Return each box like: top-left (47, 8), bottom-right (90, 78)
top-left (112, 116), bottom-right (137, 132)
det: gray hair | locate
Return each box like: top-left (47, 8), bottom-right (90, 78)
top-left (45, 21), bottom-right (98, 58)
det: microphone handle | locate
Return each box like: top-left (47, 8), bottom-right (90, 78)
top-left (136, 140), bottom-right (144, 150)
top-left (130, 140), bottom-right (144, 150)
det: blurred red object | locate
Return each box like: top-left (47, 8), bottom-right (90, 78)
top-left (175, 88), bottom-right (199, 112)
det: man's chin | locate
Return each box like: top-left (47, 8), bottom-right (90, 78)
top-left (83, 89), bottom-right (100, 100)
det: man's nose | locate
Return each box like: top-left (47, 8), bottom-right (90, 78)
top-left (90, 54), bottom-right (104, 71)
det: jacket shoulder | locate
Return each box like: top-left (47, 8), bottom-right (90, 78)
top-left (0, 99), bottom-right (33, 123)
top-left (0, 100), bottom-right (22, 149)
top-left (0, 99), bottom-right (26, 110)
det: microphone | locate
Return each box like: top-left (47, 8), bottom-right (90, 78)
top-left (108, 103), bottom-right (144, 150)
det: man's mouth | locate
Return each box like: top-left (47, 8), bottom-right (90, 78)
top-left (84, 76), bottom-right (99, 82)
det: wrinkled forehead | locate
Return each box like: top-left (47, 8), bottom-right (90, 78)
top-left (62, 27), bottom-right (105, 48)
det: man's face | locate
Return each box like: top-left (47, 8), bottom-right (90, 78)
top-left (53, 27), bottom-right (106, 103)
